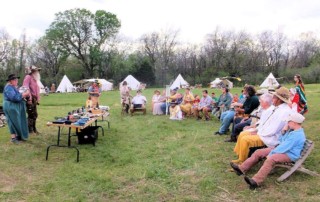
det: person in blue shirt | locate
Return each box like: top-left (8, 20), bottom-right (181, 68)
top-left (229, 112), bottom-right (306, 189)
top-left (3, 74), bottom-right (30, 143)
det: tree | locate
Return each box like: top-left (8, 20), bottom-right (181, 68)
top-left (27, 37), bottom-right (69, 84)
top-left (0, 28), bottom-right (11, 63)
top-left (45, 8), bottom-right (121, 77)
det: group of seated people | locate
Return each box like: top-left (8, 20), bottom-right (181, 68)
top-left (120, 82), bottom-right (309, 189)
top-left (211, 85), bottom-right (308, 190)
top-left (151, 87), bottom-right (239, 121)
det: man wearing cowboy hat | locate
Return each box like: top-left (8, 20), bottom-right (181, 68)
top-left (23, 65), bottom-right (42, 134)
top-left (231, 87), bottom-right (294, 164)
top-left (230, 112), bottom-right (306, 189)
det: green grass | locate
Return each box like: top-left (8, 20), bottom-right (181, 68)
top-left (0, 85), bottom-right (320, 201)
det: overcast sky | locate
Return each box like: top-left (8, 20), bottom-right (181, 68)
top-left (1, 0), bottom-right (320, 43)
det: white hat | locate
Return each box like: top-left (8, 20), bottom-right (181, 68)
top-left (285, 112), bottom-right (305, 124)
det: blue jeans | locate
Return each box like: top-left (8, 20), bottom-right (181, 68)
top-left (160, 103), bottom-right (169, 114)
top-left (219, 110), bottom-right (235, 134)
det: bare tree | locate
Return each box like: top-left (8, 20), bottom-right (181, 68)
top-left (0, 28), bottom-right (11, 64)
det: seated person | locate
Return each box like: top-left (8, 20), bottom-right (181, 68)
top-left (211, 92), bottom-right (219, 103)
top-left (160, 89), bottom-right (178, 114)
top-left (151, 90), bottom-right (161, 111)
top-left (225, 93), bottom-right (272, 142)
top-left (169, 102), bottom-right (183, 120)
top-left (230, 112), bottom-right (306, 189)
top-left (194, 90), bottom-right (213, 121)
top-left (214, 85), bottom-right (259, 135)
top-left (232, 93), bottom-right (239, 103)
top-left (130, 90), bottom-right (147, 114)
top-left (191, 94), bottom-right (200, 115)
top-left (153, 90), bottom-right (166, 115)
top-left (211, 87), bottom-right (232, 118)
top-left (122, 91), bottom-right (132, 114)
top-left (180, 88), bottom-right (194, 116)
top-left (232, 87), bottom-right (293, 163)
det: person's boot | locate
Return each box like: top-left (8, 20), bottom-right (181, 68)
top-left (224, 135), bottom-right (237, 142)
top-left (33, 121), bottom-right (41, 135)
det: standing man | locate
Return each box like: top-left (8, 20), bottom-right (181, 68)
top-left (23, 65), bottom-right (41, 134)
top-left (88, 80), bottom-right (102, 108)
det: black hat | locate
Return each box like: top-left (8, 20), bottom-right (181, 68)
top-left (6, 74), bottom-right (20, 81)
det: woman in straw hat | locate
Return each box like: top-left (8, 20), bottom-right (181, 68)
top-left (3, 74), bottom-right (30, 143)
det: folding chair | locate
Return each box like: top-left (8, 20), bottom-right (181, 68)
top-left (275, 139), bottom-right (320, 182)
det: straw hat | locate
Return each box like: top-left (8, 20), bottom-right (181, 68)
top-left (271, 87), bottom-right (291, 104)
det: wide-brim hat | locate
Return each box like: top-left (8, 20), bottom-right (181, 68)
top-left (271, 87), bottom-right (291, 104)
top-left (30, 65), bottom-right (41, 71)
top-left (6, 74), bottom-right (20, 81)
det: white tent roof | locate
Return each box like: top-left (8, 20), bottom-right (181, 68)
top-left (260, 73), bottom-right (279, 88)
top-left (210, 78), bottom-right (233, 88)
top-left (170, 74), bottom-right (189, 90)
top-left (119, 75), bottom-right (140, 90)
top-left (86, 79), bottom-right (113, 91)
top-left (56, 75), bottom-right (74, 93)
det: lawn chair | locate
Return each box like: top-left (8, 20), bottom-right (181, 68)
top-left (130, 104), bottom-right (146, 116)
top-left (275, 139), bottom-right (320, 182)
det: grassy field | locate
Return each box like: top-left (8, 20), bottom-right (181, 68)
top-left (0, 84), bottom-right (319, 201)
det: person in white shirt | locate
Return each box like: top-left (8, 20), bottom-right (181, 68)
top-left (131, 90), bottom-right (147, 108)
top-left (232, 87), bottom-right (293, 163)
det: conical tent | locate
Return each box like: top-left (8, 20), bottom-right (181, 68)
top-left (56, 75), bottom-right (74, 93)
top-left (119, 75), bottom-right (140, 90)
top-left (86, 79), bottom-right (113, 91)
top-left (260, 73), bottom-right (279, 88)
top-left (170, 74), bottom-right (189, 90)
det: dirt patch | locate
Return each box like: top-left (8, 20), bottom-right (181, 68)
top-left (0, 171), bottom-right (16, 192)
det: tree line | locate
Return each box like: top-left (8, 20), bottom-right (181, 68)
top-left (1, 8), bottom-right (320, 91)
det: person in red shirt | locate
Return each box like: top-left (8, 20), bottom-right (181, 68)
top-left (23, 65), bottom-right (41, 134)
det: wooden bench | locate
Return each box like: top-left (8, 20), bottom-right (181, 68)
top-left (275, 139), bottom-right (319, 182)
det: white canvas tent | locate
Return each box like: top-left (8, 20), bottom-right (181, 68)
top-left (210, 78), bottom-right (233, 88)
top-left (170, 74), bottom-right (189, 90)
top-left (119, 75), bottom-right (141, 90)
top-left (37, 80), bottom-right (46, 94)
top-left (260, 73), bottom-right (279, 88)
top-left (86, 79), bottom-right (113, 91)
top-left (56, 75), bottom-right (74, 93)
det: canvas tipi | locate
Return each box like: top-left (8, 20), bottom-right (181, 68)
top-left (260, 73), bottom-right (279, 88)
top-left (170, 74), bottom-right (189, 90)
top-left (86, 79), bottom-right (113, 91)
top-left (56, 75), bottom-right (74, 93)
top-left (119, 75), bottom-right (140, 90)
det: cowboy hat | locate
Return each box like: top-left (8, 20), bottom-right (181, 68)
top-left (30, 65), bottom-right (41, 71)
top-left (271, 87), bottom-right (291, 104)
top-left (6, 74), bottom-right (20, 81)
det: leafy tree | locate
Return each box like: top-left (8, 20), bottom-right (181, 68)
top-left (45, 8), bottom-right (121, 77)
